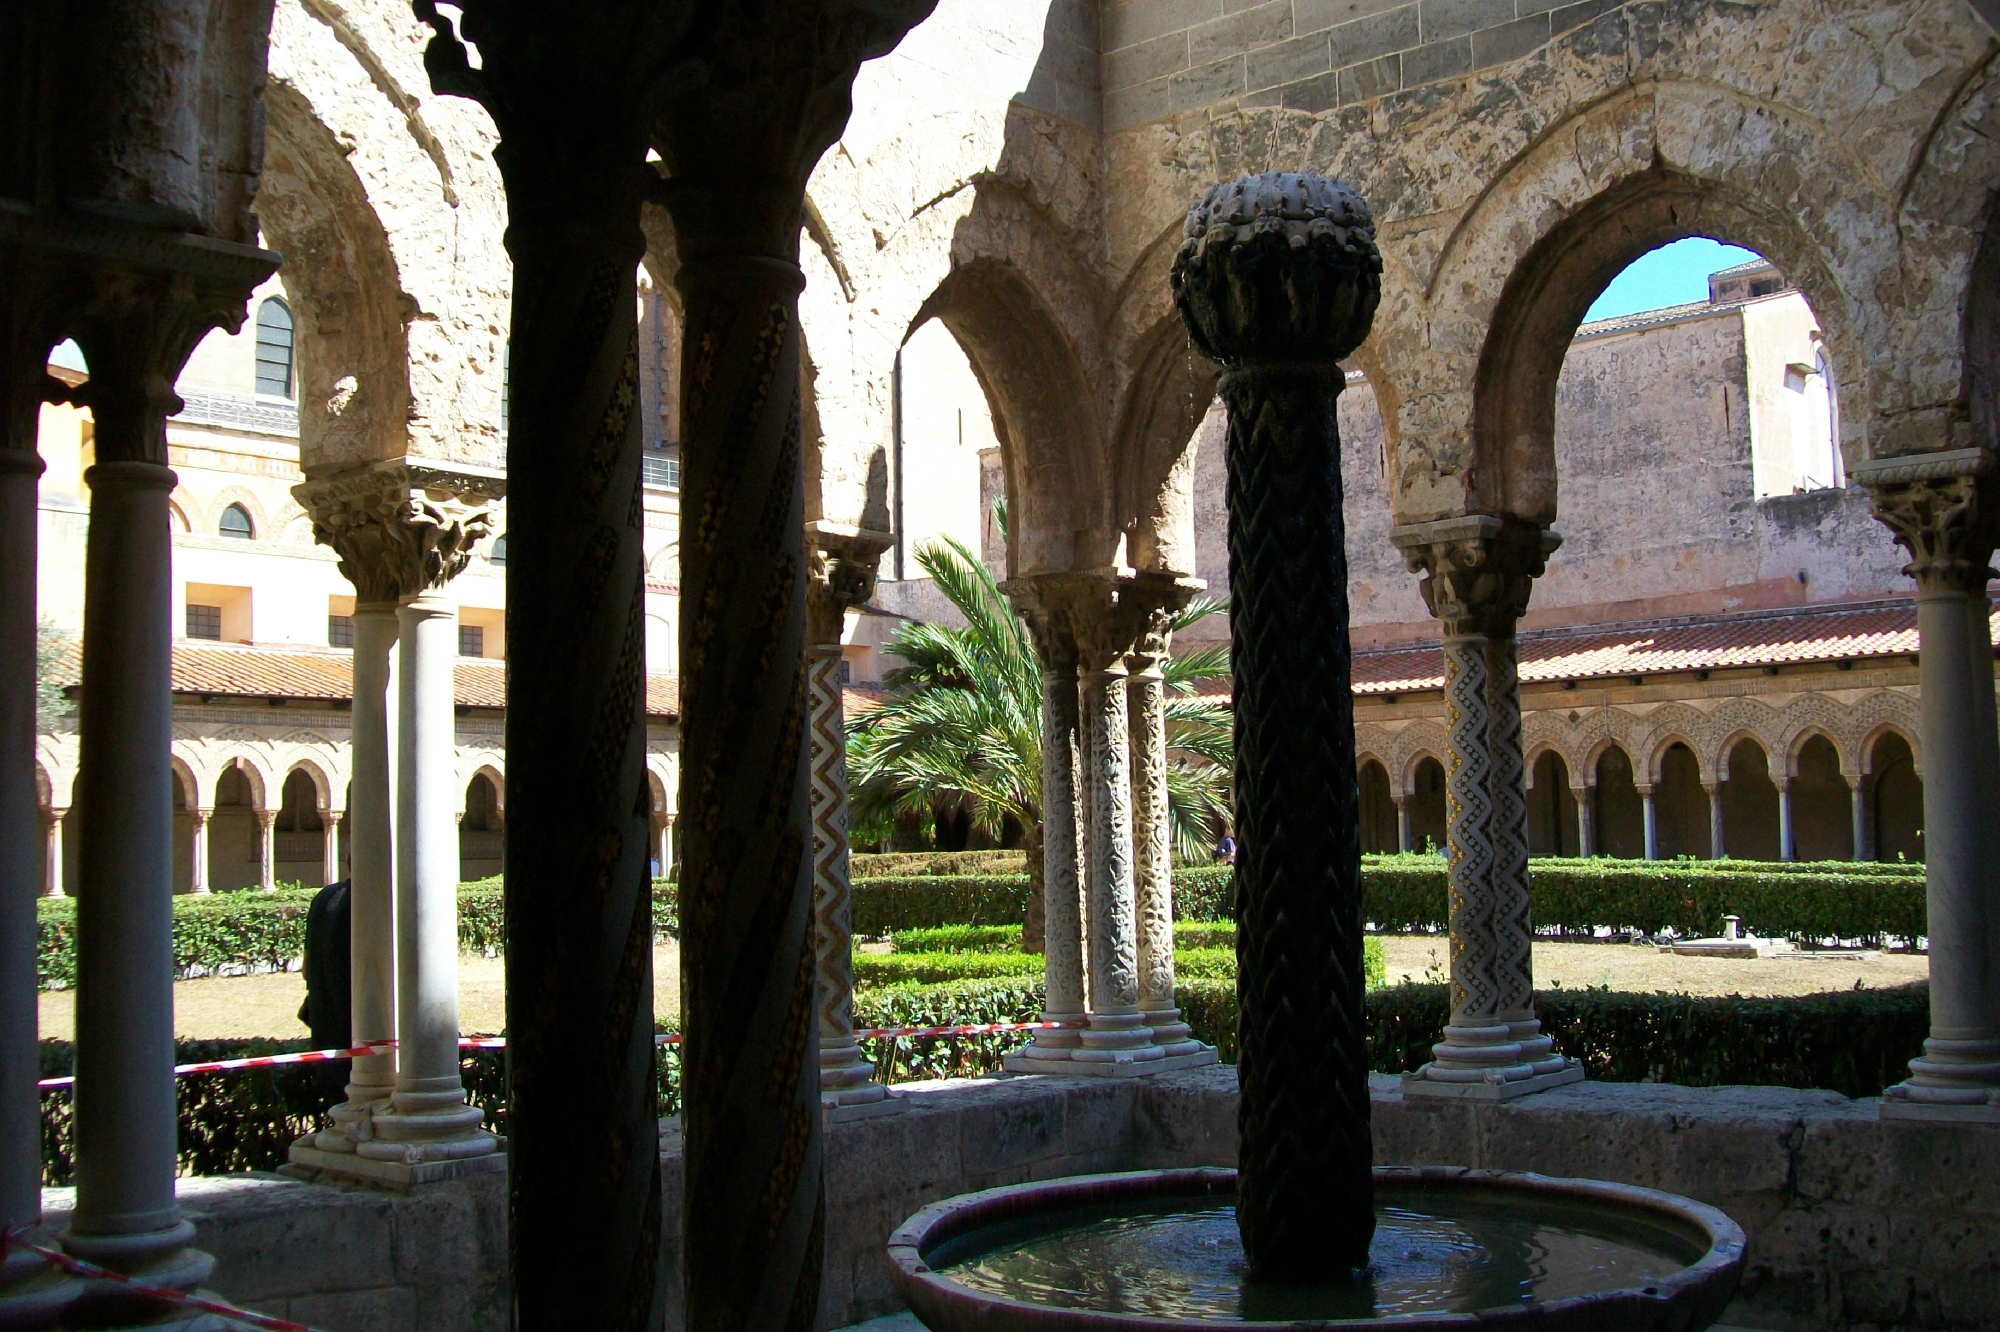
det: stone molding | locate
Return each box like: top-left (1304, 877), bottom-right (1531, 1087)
top-left (294, 461), bottom-right (502, 606)
top-left (1002, 570), bottom-right (1204, 673)
top-left (1391, 516), bottom-right (1561, 639)
top-left (1852, 448), bottom-right (1999, 595)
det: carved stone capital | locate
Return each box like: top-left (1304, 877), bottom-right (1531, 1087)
top-left (1003, 571), bottom-right (1203, 676)
top-left (1170, 171), bottom-right (1381, 369)
top-left (806, 523), bottom-right (892, 646)
top-left (293, 461), bottom-right (503, 606)
top-left (1851, 448), bottom-right (2000, 596)
top-left (1392, 516), bottom-right (1559, 639)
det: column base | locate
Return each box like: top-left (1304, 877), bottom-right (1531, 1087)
top-left (821, 1038), bottom-right (891, 1113)
top-left (1075, 1011), bottom-right (1161, 1062)
top-left (1007, 1046), bottom-right (1220, 1079)
top-left (0, 1236), bottom-right (91, 1326)
top-left (1401, 1059), bottom-right (1585, 1101)
top-left (1140, 1006), bottom-right (1208, 1058)
top-left (347, 1092), bottom-right (501, 1171)
top-left (287, 1135), bottom-right (507, 1190)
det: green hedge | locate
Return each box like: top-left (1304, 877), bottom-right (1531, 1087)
top-left (854, 859), bottom-right (1927, 947)
top-left (37, 879), bottom-right (678, 992)
top-left (857, 936), bottom-right (1384, 991)
top-left (851, 850), bottom-right (1028, 878)
top-left (887, 921), bottom-right (1265, 955)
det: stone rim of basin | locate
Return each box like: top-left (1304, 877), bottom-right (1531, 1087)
top-left (886, 1166), bottom-right (1746, 1331)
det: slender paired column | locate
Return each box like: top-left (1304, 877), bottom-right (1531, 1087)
top-left (1174, 172), bottom-right (1380, 1277)
top-left (255, 809), bottom-right (277, 890)
top-left (1574, 788), bottom-right (1594, 857)
top-left (1003, 585), bottom-right (1087, 1069)
top-left (1073, 648), bottom-right (1159, 1065)
top-left (43, 813), bottom-right (66, 897)
top-left (65, 258), bottom-right (273, 1292)
top-left (1394, 797), bottom-right (1412, 852)
top-left (1641, 788), bottom-right (1659, 860)
top-left (309, 605), bottom-right (397, 1152)
top-left (322, 810), bottom-right (343, 886)
top-left (1706, 784), bottom-right (1726, 859)
top-left (807, 527), bottom-right (894, 1112)
top-left (1856, 449), bottom-right (2000, 1120)
top-left (1777, 782), bottom-right (1796, 861)
top-left (1394, 516), bottom-right (1579, 1098)
top-left (358, 592), bottom-right (496, 1164)
top-left (1848, 778), bottom-right (1867, 861)
top-left (1128, 627), bottom-right (1205, 1060)
top-left (187, 810), bottom-right (210, 895)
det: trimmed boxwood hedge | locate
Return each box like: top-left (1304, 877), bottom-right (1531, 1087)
top-left (43, 977), bottom-right (1929, 1182)
top-left (864, 935), bottom-right (1384, 991)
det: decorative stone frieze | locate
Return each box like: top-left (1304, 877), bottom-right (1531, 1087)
top-left (294, 461), bottom-right (502, 606)
top-left (804, 524), bottom-right (896, 1115)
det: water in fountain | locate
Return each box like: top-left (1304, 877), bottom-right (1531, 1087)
top-left (928, 1184), bottom-right (1706, 1321)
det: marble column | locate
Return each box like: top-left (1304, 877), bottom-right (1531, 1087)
top-left (306, 604), bottom-right (397, 1156)
top-left (1777, 781), bottom-right (1796, 862)
top-left (43, 813), bottom-right (65, 898)
top-left (806, 526), bottom-right (893, 1113)
top-left (1641, 787), bottom-right (1659, 860)
top-left (1848, 778), bottom-right (1868, 862)
top-left (1074, 647), bottom-right (1159, 1066)
top-left (1128, 613), bottom-right (1212, 1065)
top-left (188, 810), bottom-right (210, 896)
top-left (1857, 449), bottom-right (2000, 1120)
top-left (1574, 788), bottom-right (1594, 857)
top-left (358, 591), bottom-right (496, 1166)
top-left (323, 810), bottom-right (343, 886)
top-left (1394, 516), bottom-right (1579, 1099)
top-left (255, 809), bottom-right (277, 890)
top-left (1003, 582), bottom-right (1087, 1070)
top-left (65, 256), bottom-right (273, 1291)
top-left (290, 468), bottom-right (494, 1179)
top-left (650, 813), bottom-right (669, 878)
top-left (1705, 783), bottom-right (1726, 859)
top-left (1394, 796), bottom-right (1412, 852)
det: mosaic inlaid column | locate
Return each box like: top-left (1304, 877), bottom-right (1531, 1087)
top-left (1128, 605), bottom-right (1213, 1064)
top-left (807, 527), bottom-right (893, 1112)
top-left (1857, 449), bottom-right (2000, 1121)
top-left (1394, 516), bottom-right (1579, 1099)
top-left (1002, 581), bottom-right (1087, 1069)
top-left (1174, 171), bottom-right (1381, 1277)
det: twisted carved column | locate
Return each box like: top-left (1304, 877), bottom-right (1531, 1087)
top-left (1394, 517), bottom-right (1577, 1096)
top-left (807, 527), bottom-right (894, 1112)
top-left (1173, 171), bottom-right (1380, 1279)
top-left (1074, 641), bottom-right (1159, 1065)
top-left (1002, 582), bottom-right (1087, 1069)
top-left (1856, 448), bottom-right (2000, 1121)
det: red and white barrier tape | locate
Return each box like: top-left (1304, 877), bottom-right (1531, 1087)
top-left (37, 1022), bottom-right (1085, 1091)
top-left (37, 1040), bottom-right (395, 1090)
top-left (1, 1231), bottom-right (326, 1332)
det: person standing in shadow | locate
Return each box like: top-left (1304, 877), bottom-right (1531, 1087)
top-left (298, 877), bottom-right (352, 1103)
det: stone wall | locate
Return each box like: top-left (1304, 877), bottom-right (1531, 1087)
top-left (69, 1069), bottom-right (1998, 1331)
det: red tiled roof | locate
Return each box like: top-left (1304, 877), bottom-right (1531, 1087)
top-left (1350, 600), bottom-right (1978, 696)
top-left (167, 643), bottom-right (682, 718)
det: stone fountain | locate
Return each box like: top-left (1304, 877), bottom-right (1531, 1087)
top-left (884, 173), bottom-right (1746, 1328)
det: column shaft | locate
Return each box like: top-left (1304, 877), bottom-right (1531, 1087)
top-left (323, 811), bottom-right (343, 886)
top-left (1849, 781), bottom-right (1867, 862)
top-left (809, 641), bottom-right (885, 1107)
top-left (66, 458), bottom-right (208, 1285)
top-left (1707, 785), bottom-right (1726, 859)
top-left (1074, 661), bottom-right (1157, 1062)
top-left (188, 808), bottom-right (210, 892)
top-left (1394, 797), bottom-right (1411, 852)
top-left (1012, 647), bottom-right (1085, 1063)
top-left (0, 436), bottom-right (42, 1235)
top-left (1485, 634), bottom-right (1558, 1070)
top-left (44, 813), bottom-right (66, 898)
top-left (313, 607), bottom-right (396, 1145)
top-left (1641, 789), bottom-right (1658, 860)
top-left (359, 593), bottom-right (492, 1160)
top-left (1777, 785), bottom-right (1796, 862)
top-left (1574, 790), bottom-right (1594, 857)
top-left (256, 810), bottom-right (276, 890)
top-left (1130, 658), bottom-right (1197, 1054)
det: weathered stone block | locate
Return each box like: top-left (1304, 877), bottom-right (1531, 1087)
top-left (1418, 0), bottom-right (1515, 43)
top-left (1339, 56), bottom-right (1404, 103)
top-left (1401, 35), bottom-right (1473, 85)
top-left (1326, 5), bottom-right (1422, 66)
top-left (1244, 33), bottom-right (1334, 92)
top-left (1102, 0), bottom-right (1225, 52)
top-left (1188, 1), bottom-right (1294, 65)
top-left (283, 1286), bottom-right (418, 1332)
top-left (1103, 32), bottom-right (1191, 93)
top-left (1168, 54), bottom-right (1249, 114)
top-left (1471, 13), bottom-right (1551, 68)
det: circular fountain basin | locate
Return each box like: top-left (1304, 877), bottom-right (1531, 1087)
top-left (887, 1166), bottom-right (1744, 1331)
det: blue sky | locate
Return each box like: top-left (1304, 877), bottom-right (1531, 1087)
top-left (1583, 237), bottom-right (1762, 323)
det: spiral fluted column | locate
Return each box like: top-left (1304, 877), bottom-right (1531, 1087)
top-left (1172, 171), bottom-right (1380, 1280)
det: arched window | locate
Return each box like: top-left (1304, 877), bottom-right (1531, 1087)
top-left (219, 503), bottom-right (255, 540)
top-left (254, 298), bottom-right (295, 399)
top-left (490, 535), bottom-right (508, 566)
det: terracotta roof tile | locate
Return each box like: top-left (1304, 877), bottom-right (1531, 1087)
top-left (168, 643), bottom-right (681, 718)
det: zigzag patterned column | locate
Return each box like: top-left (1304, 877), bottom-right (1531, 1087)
top-left (808, 531), bottom-right (893, 1113)
top-left (1395, 517), bottom-right (1580, 1100)
top-left (1173, 171), bottom-right (1380, 1279)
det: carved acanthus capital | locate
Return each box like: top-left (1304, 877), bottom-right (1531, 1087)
top-left (294, 461), bottom-right (503, 606)
top-left (1002, 571), bottom-right (1203, 676)
top-left (806, 524), bottom-right (892, 646)
top-left (1170, 171), bottom-right (1381, 369)
top-left (1392, 515), bottom-right (1558, 639)
top-left (1851, 448), bottom-right (2000, 596)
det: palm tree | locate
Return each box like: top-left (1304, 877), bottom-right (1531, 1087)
top-left (847, 525), bottom-right (1233, 951)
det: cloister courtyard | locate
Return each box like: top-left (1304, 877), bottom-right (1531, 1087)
top-left (6, 0), bottom-right (2000, 1330)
